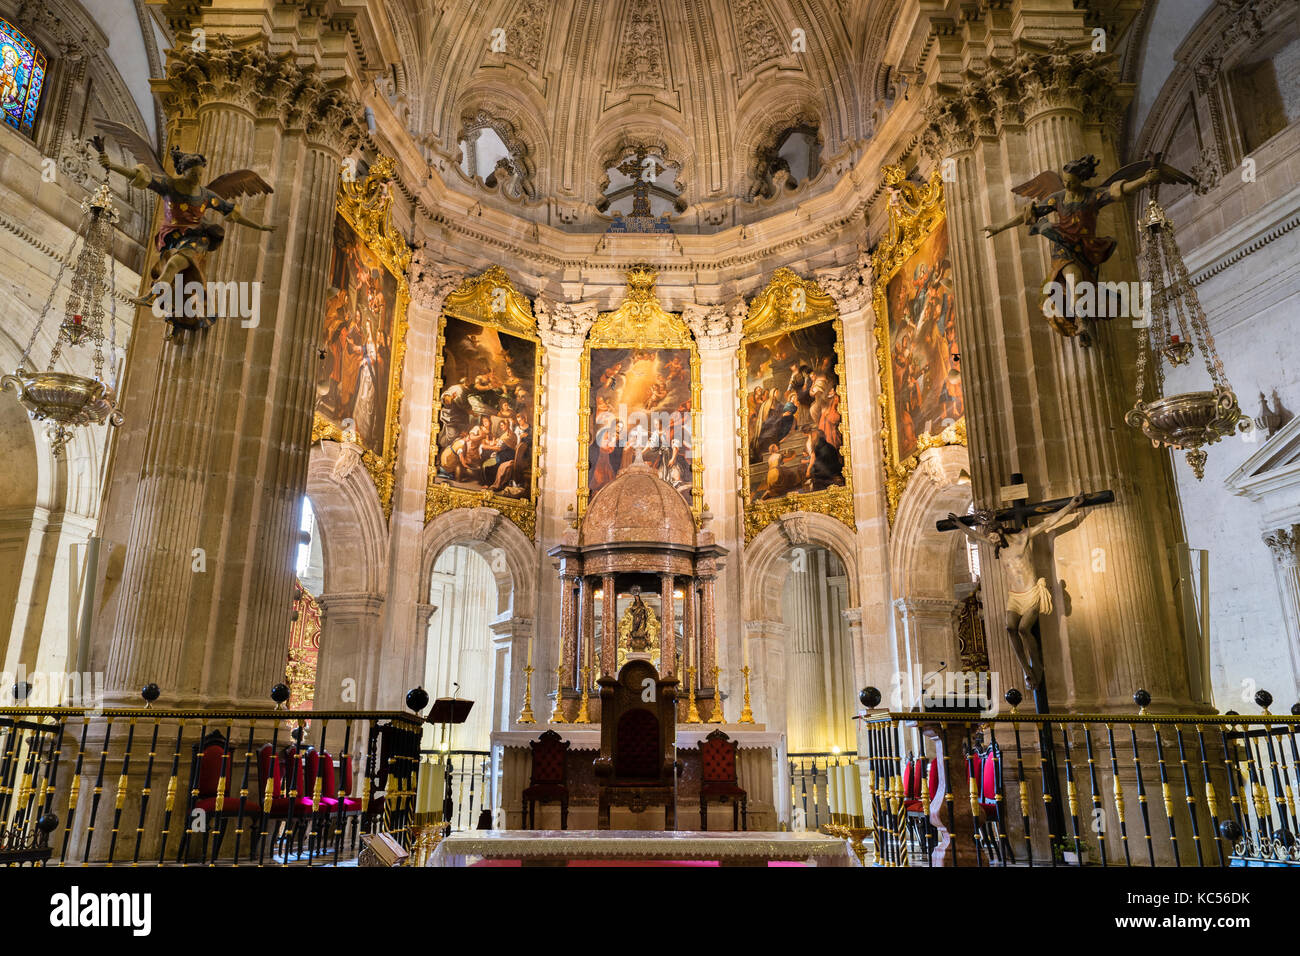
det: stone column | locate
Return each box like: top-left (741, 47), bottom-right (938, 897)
top-left (580, 575), bottom-right (595, 685)
top-left (785, 564), bottom-right (824, 752)
top-left (700, 575), bottom-right (718, 684)
top-left (557, 572), bottom-right (577, 688)
top-left (922, 37), bottom-right (1190, 712)
top-left (314, 592), bottom-right (385, 709)
top-left (98, 38), bottom-right (365, 708)
top-left (535, 301), bottom-right (596, 685)
top-left (660, 572), bottom-right (676, 678)
top-left (600, 572), bottom-right (616, 677)
top-left (683, 577), bottom-right (698, 683)
top-left (745, 619), bottom-right (788, 732)
top-left (1263, 527), bottom-right (1300, 694)
top-left (492, 616), bottom-right (531, 734)
top-left (892, 597), bottom-right (959, 709)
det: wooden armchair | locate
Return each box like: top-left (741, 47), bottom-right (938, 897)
top-left (698, 729), bottom-right (747, 831)
top-left (522, 729), bottom-right (570, 829)
top-left (595, 659), bottom-right (678, 830)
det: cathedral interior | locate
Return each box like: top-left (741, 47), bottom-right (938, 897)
top-left (1, 0), bottom-right (1299, 894)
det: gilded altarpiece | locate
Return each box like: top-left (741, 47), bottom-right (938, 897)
top-left (578, 268), bottom-right (703, 522)
top-left (311, 157), bottom-right (412, 517)
top-left (872, 166), bottom-right (966, 523)
top-left (286, 582), bottom-right (321, 713)
top-left (739, 269), bottom-right (854, 542)
top-left (425, 268), bottom-right (544, 540)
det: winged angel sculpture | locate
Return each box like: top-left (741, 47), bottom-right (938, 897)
top-left (984, 154), bottom-right (1195, 343)
top-left (93, 120), bottom-right (274, 333)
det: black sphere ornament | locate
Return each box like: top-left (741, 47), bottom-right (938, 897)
top-left (1254, 689), bottom-right (1273, 710)
top-left (12, 681), bottom-right (31, 702)
top-left (1004, 687), bottom-right (1023, 708)
top-left (407, 686), bottom-right (430, 713)
top-left (859, 686), bottom-right (881, 709)
top-left (1133, 688), bottom-right (1151, 709)
top-left (1219, 819), bottom-right (1242, 842)
top-left (270, 683), bottom-right (291, 706)
top-left (141, 683), bottom-right (160, 704)
top-left (36, 813), bottom-right (59, 835)
top-left (1292, 703), bottom-right (1300, 716)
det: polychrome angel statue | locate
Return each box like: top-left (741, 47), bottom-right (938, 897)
top-left (983, 154), bottom-right (1195, 343)
top-left (93, 120), bottom-right (274, 332)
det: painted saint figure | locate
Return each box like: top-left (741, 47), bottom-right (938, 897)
top-left (946, 494), bottom-right (1088, 691)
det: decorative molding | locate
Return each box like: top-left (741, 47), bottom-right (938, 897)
top-left (1263, 527), bottom-right (1298, 569)
top-left (534, 296), bottom-right (598, 349)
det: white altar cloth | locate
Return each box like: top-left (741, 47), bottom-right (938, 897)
top-left (427, 829), bottom-right (856, 867)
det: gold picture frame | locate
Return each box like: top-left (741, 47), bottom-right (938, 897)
top-left (739, 268), bottom-right (855, 543)
top-left (872, 165), bottom-right (966, 523)
top-left (577, 267), bottom-right (703, 524)
top-left (425, 267), bottom-right (544, 541)
top-left (311, 156), bottom-right (411, 518)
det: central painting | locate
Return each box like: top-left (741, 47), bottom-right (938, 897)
top-left (578, 268), bottom-right (702, 521)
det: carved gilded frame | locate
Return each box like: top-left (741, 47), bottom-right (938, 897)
top-left (425, 267), bottom-right (545, 541)
top-left (577, 267), bottom-right (703, 524)
top-left (739, 268), bottom-right (855, 543)
top-left (311, 156), bottom-right (411, 518)
top-left (872, 165), bottom-right (966, 523)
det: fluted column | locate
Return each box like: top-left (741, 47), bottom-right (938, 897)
top-left (660, 572), bottom-right (676, 679)
top-left (785, 565), bottom-right (824, 751)
top-left (923, 38), bottom-right (1189, 712)
top-left (580, 575), bottom-right (595, 685)
top-left (1263, 528), bottom-right (1300, 692)
top-left (98, 38), bottom-right (365, 707)
top-left (600, 572), bottom-right (616, 677)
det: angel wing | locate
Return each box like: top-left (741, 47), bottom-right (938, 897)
top-left (93, 119), bottom-right (164, 175)
top-left (1011, 169), bottom-right (1064, 201)
top-left (205, 169), bottom-right (274, 201)
top-left (1100, 153), bottom-right (1199, 189)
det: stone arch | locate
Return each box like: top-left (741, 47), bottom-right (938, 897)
top-left (419, 506), bottom-right (537, 620)
top-left (743, 511), bottom-right (860, 622)
top-left (733, 77), bottom-right (826, 198)
top-left (587, 110), bottom-right (694, 209)
top-left (305, 441), bottom-right (388, 594)
top-left (454, 81), bottom-right (550, 199)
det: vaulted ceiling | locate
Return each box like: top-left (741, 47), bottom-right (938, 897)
top-left (384, 0), bottom-right (896, 209)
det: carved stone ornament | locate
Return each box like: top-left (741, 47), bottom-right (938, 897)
top-left (1263, 527), bottom-right (1299, 569)
top-left (534, 296), bottom-right (598, 348)
top-left (155, 34), bottom-right (366, 155)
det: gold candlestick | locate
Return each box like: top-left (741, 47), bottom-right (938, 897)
top-left (707, 664), bottom-right (725, 723)
top-left (685, 665), bottom-right (702, 723)
top-left (517, 663), bottom-right (536, 723)
top-left (739, 665), bottom-right (755, 724)
top-left (574, 664), bottom-right (591, 723)
top-left (549, 664), bottom-right (565, 723)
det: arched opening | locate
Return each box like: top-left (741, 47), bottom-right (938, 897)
top-left (423, 544), bottom-right (497, 752)
top-left (781, 544), bottom-right (855, 753)
top-left (285, 496), bottom-right (323, 712)
top-left (459, 125), bottom-right (511, 182)
top-left (0, 397), bottom-right (39, 660)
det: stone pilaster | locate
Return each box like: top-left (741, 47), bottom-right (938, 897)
top-left (1262, 527), bottom-right (1300, 695)
top-left (745, 618), bottom-right (788, 733)
top-left (314, 591), bottom-right (385, 709)
top-left (600, 572), bottom-right (616, 678)
top-left (921, 37), bottom-right (1190, 713)
top-left (660, 571), bottom-right (676, 678)
top-left (99, 36), bottom-right (366, 708)
top-left (557, 571), bottom-right (577, 688)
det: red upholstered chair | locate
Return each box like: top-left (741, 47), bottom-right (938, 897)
top-left (178, 731), bottom-right (261, 863)
top-left (970, 743), bottom-right (1014, 863)
top-left (903, 754), bottom-right (940, 864)
top-left (522, 729), bottom-right (571, 829)
top-left (698, 730), bottom-right (747, 831)
top-left (308, 749), bottom-right (363, 856)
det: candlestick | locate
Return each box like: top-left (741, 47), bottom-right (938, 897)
top-left (527, 636), bottom-right (533, 667)
top-left (685, 664), bottom-right (702, 723)
top-left (707, 664), bottom-right (724, 723)
top-left (517, 663), bottom-right (536, 723)
top-left (549, 664), bottom-right (565, 723)
top-left (574, 664), bottom-right (591, 723)
top-left (738, 665), bottom-right (755, 723)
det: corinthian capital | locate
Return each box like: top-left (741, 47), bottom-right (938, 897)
top-left (815, 248), bottom-right (873, 313)
top-left (682, 301), bottom-right (745, 350)
top-left (1263, 527), bottom-right (1299, 568)
top-left (534, 296), bottom-right (597, 348)
top-left (155, 34), bottom-right (365, 153)
top-left (408, 248), bottom-right (466, 312)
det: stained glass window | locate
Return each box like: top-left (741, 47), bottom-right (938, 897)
top-left (0, 18), bottom-right (46, 137)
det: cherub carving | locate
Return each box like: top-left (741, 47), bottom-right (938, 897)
top-left (983, 154), bottom-right (1195, 344)
top-left (93, 120), bottom-right (274, 332)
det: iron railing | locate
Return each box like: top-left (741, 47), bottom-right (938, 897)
top-left (852, 690), bottom-right (1300, 867)
top-left (788, 752), bottom-right (856, 832)
top-left (0, 706), bottom-right (424, 866)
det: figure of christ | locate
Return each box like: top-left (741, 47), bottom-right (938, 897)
top-left (946, 494), bottom-right (1088, 690)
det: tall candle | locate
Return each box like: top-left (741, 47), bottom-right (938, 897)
top-left (742, 632), bottom-right (751, 668)
top-left (416, 758), bottom-right (430, 814)
top-left (849, 763), bottom-right (861, 818)
top-left (527, 636), bottom-right (533, 667)
top-left (827, 762), bottom-right (838, 815)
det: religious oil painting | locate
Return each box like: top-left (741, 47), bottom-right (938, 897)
top-left (432, 315), bottom-right (538, 501)
top-left (587, 346), bottom-right (694, 506)
top-left (743, 320), bottom-right (846, 504)
top-left (873, 166), bottom-right (964, 523)
top-left (0, 18), bottom-right (45, 136)
top-left (316, 214), bottom-right (400, 456)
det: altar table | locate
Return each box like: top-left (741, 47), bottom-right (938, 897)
top-left (427, 829), bottom-right (856, 867)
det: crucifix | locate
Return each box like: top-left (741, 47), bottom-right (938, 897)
top-left (936, 473), bottom-right (1114, 716)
